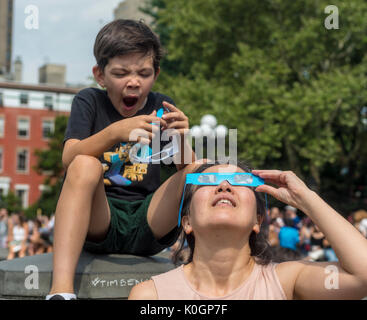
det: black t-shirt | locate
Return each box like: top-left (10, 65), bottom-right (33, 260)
top-left (64, 87), bottom-right (176, 200)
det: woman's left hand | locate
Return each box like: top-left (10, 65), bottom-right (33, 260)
top-left (252, 170), bottom-right (314, 212)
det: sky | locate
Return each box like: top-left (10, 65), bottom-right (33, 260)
top-left (12, 0), bottom-right (124, 86)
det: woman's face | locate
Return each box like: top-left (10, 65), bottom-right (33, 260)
top-left (183, 165), bottom-right (260, 236)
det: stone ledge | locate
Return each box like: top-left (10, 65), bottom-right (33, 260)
top-left (0, 250), bottom-right (174, 299)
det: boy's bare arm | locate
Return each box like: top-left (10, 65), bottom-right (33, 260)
top-left (62, 125), bottom-right (118, 169)
top-left (62, 112), bottom-right (166, 169)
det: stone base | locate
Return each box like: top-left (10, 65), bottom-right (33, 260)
top-left (0, 250), bottom-right (174, 299)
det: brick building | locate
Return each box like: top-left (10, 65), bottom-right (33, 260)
top-left (0, 0), bottom-right (13, 75)
top-left (0, 81), bottom-right (80, 208)
top-left (114, 0), bottom-right (153, 25)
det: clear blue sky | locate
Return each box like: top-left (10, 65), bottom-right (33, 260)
top-left (13, 0), bottom-right (123, 86)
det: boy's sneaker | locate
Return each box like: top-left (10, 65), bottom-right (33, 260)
top-left (46, 293), bottom-right (77, 300)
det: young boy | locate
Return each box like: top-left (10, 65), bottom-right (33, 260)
top-left (46, 19), bottom-right (198, 300)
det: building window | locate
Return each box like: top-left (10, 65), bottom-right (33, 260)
top-left (15, 185), bottom-right (29, 208)
top-left (17, 118), bottom-right (30, 138)
top-left (44, 95), bottom-right (53, 109)
top-left (42, 119), bottom-right (54, 139)
top-left (0, 147), bottom-right (3, 172)
top-left (0, 117), bottom-right (4, 137)
top-left (16, 149), bottom-right (28, 173)
top-left (20, 93), bottom-right (28, 105)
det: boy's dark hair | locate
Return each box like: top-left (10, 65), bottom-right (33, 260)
top-left (93, 19), bottom-right (163, 73)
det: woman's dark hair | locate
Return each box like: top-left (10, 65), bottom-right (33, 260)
top-left (94, 19), bottom-right (164, 73)
top-left (172, 160), bottom-right (273, 266)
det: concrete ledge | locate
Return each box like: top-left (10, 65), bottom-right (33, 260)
top-left (0, 250), bottom-right (174, 299)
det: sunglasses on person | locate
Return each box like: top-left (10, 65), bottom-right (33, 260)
top-left (177, 172), bottom-right (266, 227)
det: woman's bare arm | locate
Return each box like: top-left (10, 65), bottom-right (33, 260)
top-left (254, 170), bottom-right (367, 299)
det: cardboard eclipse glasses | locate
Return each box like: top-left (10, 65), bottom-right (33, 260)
top-left (177, 172), bottom-right (265, 227)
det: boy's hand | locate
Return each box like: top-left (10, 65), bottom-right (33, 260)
top-left (161, 101), bottom-right (189, 136)
top-left (114, 110), bottom-right (167, 145)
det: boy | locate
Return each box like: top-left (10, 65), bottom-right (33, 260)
top-left (46, 19), bottom-right (198, 300)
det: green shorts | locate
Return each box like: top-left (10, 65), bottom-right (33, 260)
top-left (83, 193), bottom-right (179, 256)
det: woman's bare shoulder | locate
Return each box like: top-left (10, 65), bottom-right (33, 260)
top-left (128, 279), bottom-right (158, 300)
top-left (274, 260), bottom-right (307, 299)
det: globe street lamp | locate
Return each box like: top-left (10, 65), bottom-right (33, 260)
top-left (190, 114), bottom-right (228, 161)
top-left (190, 114), bottom-right (227, 139)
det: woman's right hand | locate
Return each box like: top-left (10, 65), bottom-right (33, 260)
top-left (252, 170), bottom-right (316, 212)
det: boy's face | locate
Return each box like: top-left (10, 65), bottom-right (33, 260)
top-left (93, 52), bottom-right (159, 117)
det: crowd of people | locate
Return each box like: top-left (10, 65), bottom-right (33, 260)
top-left (1, 203), bottom-right (366, 264)
top-left (0, 207), bottom-right (54, 260)
top-left (265, 205), bottom-right (367, 262)
top-left (168, 205), bottom-right (367, 265)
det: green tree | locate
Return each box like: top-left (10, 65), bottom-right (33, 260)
top-left (141, 0), bottom-right (186, 76)
top-left (29, 115), bottom-right (69, 217)
top-left (0, 191), bottom-right (22, 213)
top-left (149, 0), bottom-right (367, 213)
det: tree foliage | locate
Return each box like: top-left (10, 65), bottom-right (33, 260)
top-left (0, 191), bottom-right (22, 213)
top-left (146, 0), bottom-right (367, 213)
top-left (29, 115), bottom-right (68, 217)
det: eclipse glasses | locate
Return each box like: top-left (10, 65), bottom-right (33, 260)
top-left (177, 172), bottom-right (265, 227)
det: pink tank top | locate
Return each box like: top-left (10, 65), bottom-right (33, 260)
top-left (151, 263), bottom-right (287, 300)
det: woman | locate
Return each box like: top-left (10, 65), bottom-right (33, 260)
top-left (307, 224), bottom-right (326, 261)
top-left (28, 219), bottom-right (50, 256)
top-left (129, 162), bottom-right (367, 300)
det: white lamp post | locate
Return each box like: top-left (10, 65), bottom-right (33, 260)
top-left (190, 115), bottom-right (228, 160)
top-left (195, 114), bottom-right (227, 139)
top-left (200, 114), bottom-right (217, 129)
top-left (215, 124), bottom-right (228, 139)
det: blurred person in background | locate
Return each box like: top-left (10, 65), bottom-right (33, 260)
top-left (307, 224), bottom-right (325, 261)
top-left (0, 208), bottom-right (9, 249)
top-left (28, 219), bottom-right (51, 255)
top-left (299, 217), bottom-right (313, 257)
top-left (7, 213), bottom-right (29, 260)
top-left (39, 215), bottom-right (55, 251)
top-left (323, 237), bottom-right (338, 262)
top-left (273, 216), bottom-right (303, 262)
top-left (284, 205), bottom-right (302, 230)
top-left (353, 210), bottom-right (367, 238)
top-left (268, 207), bottom-right (283, 247)
top-left (278, 217), bottom-right (300, 252)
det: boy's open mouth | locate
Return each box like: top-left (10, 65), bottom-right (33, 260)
top-left (123, 96), bottom-right (139, 108)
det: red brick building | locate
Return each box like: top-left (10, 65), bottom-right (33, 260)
top-left (0, 81), bottom-right (81, 208)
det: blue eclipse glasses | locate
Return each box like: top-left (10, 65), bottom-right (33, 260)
top-left (177, 172), bottom-right (266, 227)
top-left (130, 107), bottom-right (179, 163)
